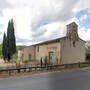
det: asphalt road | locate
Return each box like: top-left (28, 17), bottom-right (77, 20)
top-left (0, 68), bottom-right (90, 90)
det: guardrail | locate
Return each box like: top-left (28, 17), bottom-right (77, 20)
top-left (0, 61), bottom-right (90, 76)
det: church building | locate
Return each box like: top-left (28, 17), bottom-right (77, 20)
top-left (18, 22), bottom-right (85, 64)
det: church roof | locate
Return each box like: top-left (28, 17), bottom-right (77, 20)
top-left (34, 36), bottom-right (66, 45)
top-left (67, 22), bottom-right (78, 27)
top-left (32, 36), bottom-right (85, 46)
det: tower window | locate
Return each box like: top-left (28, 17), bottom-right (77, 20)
top-left (73, 26), bottom-right (75, 28)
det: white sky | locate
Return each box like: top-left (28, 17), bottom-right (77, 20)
top-left (0, 0), bottom-right (90, 45)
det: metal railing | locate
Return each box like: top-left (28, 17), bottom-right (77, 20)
top-left (0, 61), bottom-right (90, 75)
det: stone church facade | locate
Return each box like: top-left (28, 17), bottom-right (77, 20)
top-left (18, 22), bottom-right (85, 64)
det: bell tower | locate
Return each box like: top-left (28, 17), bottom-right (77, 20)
top-left (66, 22), bottom-right (78, 41)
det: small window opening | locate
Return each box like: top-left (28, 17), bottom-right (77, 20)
top-left (37, 46), bottom-right (39, 52)
top-left (73, 41), bottom-right (75, 47)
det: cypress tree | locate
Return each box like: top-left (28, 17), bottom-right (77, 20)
top-left (10, 19), bottom-right (16, 54)
top-left (7, 20), bottom-right (11, 61)
top-left (7, 19), bottom-right (16, 61)
top-left (2, 32), bottom-right (7, 61)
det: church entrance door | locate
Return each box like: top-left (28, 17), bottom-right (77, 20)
top-left (49, 52), bottom-right (54, 64)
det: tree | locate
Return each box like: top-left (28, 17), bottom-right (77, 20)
top-left (7, 21), bottom-right (11, 61)
top-left (10, 19), bottom-right (16, 54)
top-left (7, 19), bottom-right (16, 61)
top-left (2, 32), bottom-right (7, 61)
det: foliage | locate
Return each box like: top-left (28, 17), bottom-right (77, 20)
top-left (0, 44), bottom-right (25, 59)
top-left (16, 46), bottom-right (25, 51)
top-left (86, 46), bottom-right (90, 60)
top-left (2, 19), bottom-right (16, 62)
top-left (11, 53), bottom-right (18, 63)
top-left (45, 56), bottom-right (48, 60)
top-left (7, 19), bottom-right (16, 61)
top-left (2, 33), bottom-right (7, 61)
top-left (0, 44), bottom-right (3, 58)
top-left (23, 59), bottom-right (29, 64)
top-left (86, 46), bottom-right (90, 54)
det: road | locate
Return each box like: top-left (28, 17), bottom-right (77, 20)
top-left (0, 68), bottom-right (90, 90)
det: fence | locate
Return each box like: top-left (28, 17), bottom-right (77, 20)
top-left (0, 61), bottom-right (90, 76)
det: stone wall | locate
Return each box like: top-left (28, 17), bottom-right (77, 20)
top-left (60, 38), bottom-right (85, 64)
top-left (18, 46), bottom-right (36, 61)
top-left (36, 42), bottom-right (61, 64)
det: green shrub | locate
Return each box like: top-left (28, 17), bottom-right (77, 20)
top-left (11, 53), bottom-right (18, 63)
top-left (23, 59), bottom-right (29, 64)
